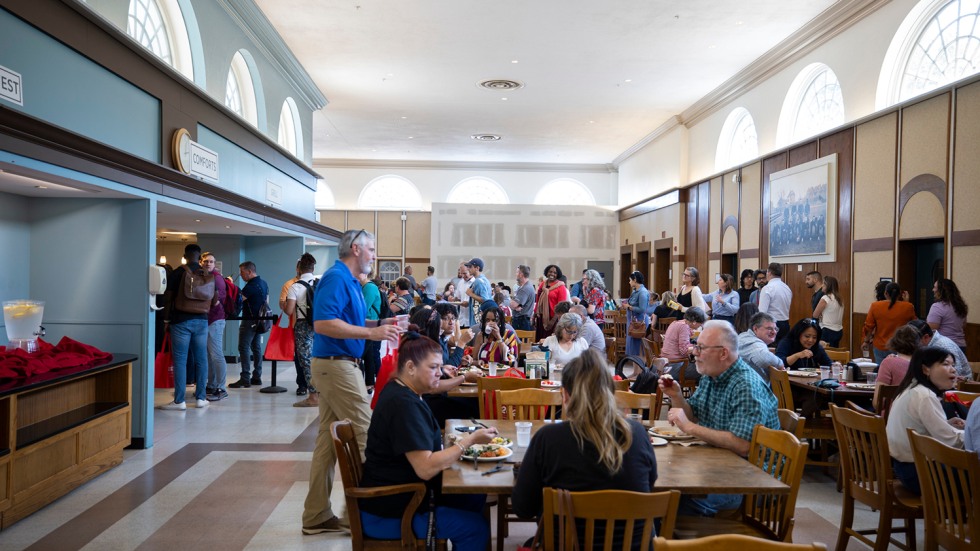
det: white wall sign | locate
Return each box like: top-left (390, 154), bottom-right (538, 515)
top-left (266, 180), bottom-right (283, 205)
top-left (0, 65), bottom-right (23, 106)
top-left (189, 141), bottom-right (219, 182)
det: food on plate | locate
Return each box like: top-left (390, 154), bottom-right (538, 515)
top-left (490, 436), bottom-right (513, 447)
top-left (463, 444), bottom-right (509, 459)
top-left (651, 426), bottom-right (685, 437)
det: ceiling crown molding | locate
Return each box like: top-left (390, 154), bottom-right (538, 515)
top-left (313, 158), bottom-right (617, 173)
top-left (612, 116), bottom-right (683, 166)
top-left (217, 0), bottom-right (328, 111)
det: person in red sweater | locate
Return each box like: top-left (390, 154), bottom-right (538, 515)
top-left (863, 282), bottom-right (916, 364)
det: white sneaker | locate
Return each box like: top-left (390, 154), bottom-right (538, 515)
top-left (196, 399), bottom-right (209, 408)
top-left (159, 401), bottom-right (186, 411)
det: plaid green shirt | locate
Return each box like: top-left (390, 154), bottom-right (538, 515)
top-left (687, 358), bottom-right (780, 442)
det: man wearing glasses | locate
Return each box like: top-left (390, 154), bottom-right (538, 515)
top-left (660, 320), bottom-right (779, 517)
top-left (736, 312), bottom-right (784, 383)
top-left (302, 229), bottom-right (401, 535)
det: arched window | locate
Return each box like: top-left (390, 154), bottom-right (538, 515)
top-left (314, 180), bottom-right (335, 209)
top-left (878, 0), bottom-right (980, 107)
top-left (534, 179), bottom-right (596, 206)
top-left (715, 107), bottom-right (759, 171)
top-left (358, 176), bottom-right (423, 210)
top-left (127, 0), bottom-right (193, 81)
top-left (225, 50), bottom-right (258, 126)
top-left (446, 177), bottom-right (509, 204)
top-left (278, 98), bottom-right (303, 157)
top-left (777, 63), bottom-right (845, 145)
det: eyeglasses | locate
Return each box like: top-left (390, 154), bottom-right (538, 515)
top-left (692, 344), bottom-right (725, 354)
top-left (683, 272), bottom-right (693, 277)
top-left (801, 318), bottom-right (819, 327)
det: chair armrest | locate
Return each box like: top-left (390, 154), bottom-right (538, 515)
top-left (347, 483), bottom-right (427, 548)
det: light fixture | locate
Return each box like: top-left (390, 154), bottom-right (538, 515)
top-left (471, 134), bottom-right (501, 141)
top-left (159, 256), bottom-right (167, 264)
top-left (225, 225), bottom-right (231, 229)
top-left (35, 185), bottom-right (48, 189)
top-left (501, 97), bottom-right (508, 101)
top-left (194, 219), bottom-right (201, 222)
top-left (181, 258), bottom-right (187, 265)
top-left (478, 79), bottom-right (524, 90)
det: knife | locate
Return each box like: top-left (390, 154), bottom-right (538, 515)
top-left (482, 464), bottom-right (510, 476)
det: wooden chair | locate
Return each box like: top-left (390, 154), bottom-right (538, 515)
top-left (957, 380), bottom-right (980, 392)
top-left (613, 379), bottom-right (631, 392)
top-left (769, 367), bottom-right (837, 470)
top-left (829, 404), bottom-right (922, 551)
top-left (667, 357), bottom-right (698, 398)
top-left (657, 317), bottom-right (677, 331)
top-left (615, 389), bottom-right (664, 422)
top-left (331, 420), bottom-right (445, 550)
top-left (476, 377), bottom-right (540, 419)
top-left (908, 429), bottom-right (980, 551)
top-left (874, 383), bottom-right (902, 420)
top-left (654, 534), bottom-right (827, 551)
top-left (611, 311), bottom-right (627, 363)
top-left (496, 388), bottom-right (562, 421)
top-left (970, 361), bottom-right (980, 381)
top-left (947, 390), bottom-right (980, 404)
top-left (675, 425), bottom-right (809, 542)
top-left (604, 337), bottom-right (617, 365)
top-left (543, 488), bottom-right (681, 551)
top-left (514, 329), bottom-right (536, 345)
top-left (825, 349), bottom-right (850, 364)
top-left (777, 408), bottom-right (805, 439)
top-left (640, 336), bottom-right (661, 368)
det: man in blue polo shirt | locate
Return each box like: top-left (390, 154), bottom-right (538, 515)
top-left (302, 229), bottom-right (401, 535)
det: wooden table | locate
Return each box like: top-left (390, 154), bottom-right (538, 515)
top-left (441, 419), bottom-right (788, 496)
top-left (787, 373), bottom-right (875, 399)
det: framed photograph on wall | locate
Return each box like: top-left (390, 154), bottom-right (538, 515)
top-left (768, 153), bottom-right (837, 263)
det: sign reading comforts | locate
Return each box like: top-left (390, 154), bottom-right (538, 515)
top-left (189, 141), bottom-right (219, 181)
top-left (0, 65), bottom-right (23, 106)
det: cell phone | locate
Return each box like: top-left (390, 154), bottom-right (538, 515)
top-left (453, 426), bottom-right (479, 433)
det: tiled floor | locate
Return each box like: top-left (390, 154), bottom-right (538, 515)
top-left (0, 361), bottom-right (921, 550)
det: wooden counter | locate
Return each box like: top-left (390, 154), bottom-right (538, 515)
top-left (0, 354), bottom-right (134, 529)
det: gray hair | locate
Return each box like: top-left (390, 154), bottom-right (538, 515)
top-left (555, 313), bottom-right (583, 340)
top-left (702, 320), bottom-right (738, 353)
top-left (749, 311), bottom-right (776, 330)
top-left (583, 269), bottom-right (606, 291)
top-left (684, 307), bottom-right (707, 324)
top-left (338, 229), bottom-right (375, 259)
top-left (569, 304), bottom-right (588, 318)
top-left (517, 264), bottom-right (531, 278)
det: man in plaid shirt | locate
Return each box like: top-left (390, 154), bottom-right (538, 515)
top-left (660, 320), bottom-right (780, 516)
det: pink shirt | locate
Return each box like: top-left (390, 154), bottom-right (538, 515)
top-left (926, 301), bottom-right (966, 347)
top-left (661, 320), bottom-right (692, 359)
top-left (877, 354), bottom-right (910, 386)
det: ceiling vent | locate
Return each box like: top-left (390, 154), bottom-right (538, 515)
top-left (471, 134), bottom-right (502, 141)
top-left (478, 79), bottom-right (524, 90)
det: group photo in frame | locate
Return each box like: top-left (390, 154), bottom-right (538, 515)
top-left (768, 153), bottom-right (837, 264)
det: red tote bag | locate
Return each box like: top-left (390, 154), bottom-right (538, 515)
top-left (154, 329), bottom-right (174, 388)
top-left (264, 315), bottom-right (295, 361)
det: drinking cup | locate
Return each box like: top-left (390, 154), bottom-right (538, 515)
top-left (627, 413), bottom-right (643, 424)
top-left (488, 362), bottom-right (498, 376)
top-left (515, 421), bottom-right (533, 447)
top-left (865, 371), bottom-right (878, 385)
top-left (819, 365), bottom-right (830, 379)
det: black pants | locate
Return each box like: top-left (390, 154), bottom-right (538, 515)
top-left (361, 338), bottom-right (381, 386)
top-left (774, 320), bottom-right (790, 347)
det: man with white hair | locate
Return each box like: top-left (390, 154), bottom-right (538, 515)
top-left (570, 304), bottom-right (605, 351)
top-left (660, 320), bottom-right (779, 516)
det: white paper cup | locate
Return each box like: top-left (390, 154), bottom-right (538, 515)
top-left (516, 421), bottom-right (532, 447)
top-left (488, 362), bottom-right (498, 376)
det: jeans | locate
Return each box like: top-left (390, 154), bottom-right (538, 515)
top-left (822, 328), bottom-right (842, 348)
top-left (678, 493), bottom-right (743, 517)
top-left (873, 347), bottom-right (890, 365)
top-left (238, 323), bottom-right (264, 379)
top-left (511, 316), bottom-right (532, 332)
top-left (206, 319), bottom-right (227, 390)
top-left (170, 318), bottom-right (209, 403)
top-left (361, 494), bottom-right (489, 551)
top-left (892, 459), bottom-right (921, 495)
top-left (294, 319), bottom-right (315, 391)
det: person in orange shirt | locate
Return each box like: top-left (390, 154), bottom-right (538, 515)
top-left (863, 282), bottom-right (916, 364)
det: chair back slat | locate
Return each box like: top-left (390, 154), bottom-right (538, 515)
top-left (497, 388), bottom-right (562, 420)
top-left (908, 428), bottom-right (980, 550)
top-left (615, 389), bottom-right (664, 421)
top-left (653, 534), bottom-right (827, 550)
top-left (477, 377), bottom-right (541, 419)
top-left (542, 488), bottom-right (681, 551)
top-left (768, 367), bottom-right (794, 410)
top-left (741, 425), bottom-right (809, 541)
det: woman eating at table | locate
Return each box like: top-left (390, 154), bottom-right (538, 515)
top-left (360, 328), bottom-right (497, 549)
top-left (535, 264), bottom-right (569, 340)
top-left (775, 318), bottom-right (832, 369)
top-left (623, 271), bottom-right (650, 356)
top-left (706, 273), bottom-right (739, 325)
top-left (874, 325), bottom-right (920, 411)
top-left (474, 302), bottom-right (518, 365)
top-left (512, 348), bottom-right (657, 541)
top-left (885, 346), bottom-right (965, 495)
top-left (441, 282), bottom-right (456, 302)
top-left (812, 275), bottom-right (844, 347)
top-left (541, 313), bottom-right (589, 366)
top-left (660, 307), bottom-right (707, 384)
top-left (863, 282), bottom-right (916, 364)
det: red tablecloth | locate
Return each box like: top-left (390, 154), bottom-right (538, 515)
top-left (0, 337), bottom-right (112, 379)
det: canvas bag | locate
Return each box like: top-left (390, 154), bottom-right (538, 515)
top-left (154, 329), bottom-right (174, 388)
top-left (264, 314), bottom-right (294, 361)
top-left (174, 266), bottom-right (215, 314)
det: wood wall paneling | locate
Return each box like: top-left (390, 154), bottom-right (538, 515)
top-left (789, 142), bottom-right (818, 168)
top-left (405, 212), bottom-right (431, 260)
top-left (853, 114), bottom-right (898, 241)
top-left (953, 81), bottom-right (980, 234)
top-left (697, 182), bottom-right (710, 279)
top-left (376, 211), bottom-right (404, 258)
top-left (319, 210), bottom-right (346, 232)
top-left (900, 93), bottom-right (951, 188)
top-left (817, 128), bottom-right (855, 345)
top-left (761, 152), bottom-right (789, 265)
top-left (709, 177), bottom-right (722, 252)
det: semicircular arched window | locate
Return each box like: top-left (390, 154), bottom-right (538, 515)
top-left (715, 107), bottom-right (759, 171)
top-left (358, 176), bottom-right (423, 210)
top-left (878, 0), bottom-right (980, 107)
top-left (278, 98), bottom-right (302, 158)
top-left (446, 177), bottom-right (509, 204)
top-left (777, 63), bottom-right (845, 145)
top-left (127, 0), bottom-right (193, 81)
top-left (225, 51), bottom-right (258, 126)
top-left (533, 179), bottom-right (596, 206)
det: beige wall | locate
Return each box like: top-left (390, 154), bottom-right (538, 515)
top-left (854, 113), bottom-right (897, 241)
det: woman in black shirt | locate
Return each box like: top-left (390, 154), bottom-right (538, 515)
top-left (360, 328), bottom-right (496, 550)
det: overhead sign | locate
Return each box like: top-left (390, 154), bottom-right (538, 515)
top-left (172, 129), bottom-right (219, 182)
top-left (0, 65), bottom-right (23, 106)
top-left (266, 180), bottom-right (282, 206)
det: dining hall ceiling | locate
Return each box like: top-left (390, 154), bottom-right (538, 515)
top-left (255, 0), bottom-right (847, 167)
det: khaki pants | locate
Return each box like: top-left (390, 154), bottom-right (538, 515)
top-left (302, 357), bottom-right (372, 526)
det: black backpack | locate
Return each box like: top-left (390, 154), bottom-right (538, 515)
top-left (375, 289), bottom-right (394, 320)
top-left (296, 278), bottom-right (319, 319)
top-left (617, 355), bottom-right (659, 395)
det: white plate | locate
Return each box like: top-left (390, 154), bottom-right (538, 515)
top-left (540, 380), bottom-right (562, 388)
top-left (459, 382), bottom-right (477, 386)
top-left (648, 426), bottom-right (696, 441)
top-left (846, 383), bottom-right (876, 391)
top-left (460, 444), bottom-right (514, 462)
top-left (786, 370), bottom-right (818, 377)
top-left (649, 436), bottom-right (668, 447)
top-left (489, 436), bottom-right (514, 448)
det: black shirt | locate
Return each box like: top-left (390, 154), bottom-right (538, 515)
top-left (511, 420), bottom-right (657, 519)
top-left (737, 287), bottom-right (755, 308)
top-left (360, 380), bottom-right (442, 516)
top-left (810, 289), bottom-right (825, 314)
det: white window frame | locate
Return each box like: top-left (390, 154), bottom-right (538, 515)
top-left (533, 178), bottom-right (596, 206)
top-left (446, 177), bottom-right (510, 204)
top-left (225, 50), bottom-right (258, 127)
top-left (127, 0), bottom-right (193, 81)
top-left (715, 107), bottom-right (759, 172)
top-left (358, 175), bottom-right (423, 210)
top-left (776, 63), bottom-right (846, 146)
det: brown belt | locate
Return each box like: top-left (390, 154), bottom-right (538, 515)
top-left (320, 355), bottom-right (358, 363)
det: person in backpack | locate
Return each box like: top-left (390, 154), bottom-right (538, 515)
top-left (285, 253), bottom-right (318, 407)
top-left (159, 243), bottom-right (216, 411)
top-left (202, 251), bottom-right (229, 401)
top-left (232, 261), bottom-right (269, 388)
top-left (359, 269), bottom-right (383, 392)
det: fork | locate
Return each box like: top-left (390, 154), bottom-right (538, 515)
top-left (470, 418), bottom-right (489, 429)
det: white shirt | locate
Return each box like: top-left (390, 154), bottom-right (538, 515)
top-left (759, 277), bottom-right (792, 322)
top-left (286, 273), bottom-right (317, 320)
top-left (819, 294), bottom-right (844, 331)
top-left (455, 276), bottom-right (474, 325)
top-left (886, 383), bottom-right (963, 462)
top-left (542, 335), bottom-right (590, 365)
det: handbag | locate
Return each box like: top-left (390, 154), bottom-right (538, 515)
top-left (154, 329), bottom-right (174, 388)
top-left (264, 315), bottom-right (295, 361)
top-left (628, 320), bottom-right (648, 339)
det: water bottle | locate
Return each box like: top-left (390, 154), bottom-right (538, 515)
top-left (861, 343), bottom-right (870, 359)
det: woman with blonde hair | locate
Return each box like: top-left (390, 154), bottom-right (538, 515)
top-left (512, 348), bottom-right (657, 542)
top-left (677, 266), bottom-right (707, 313)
